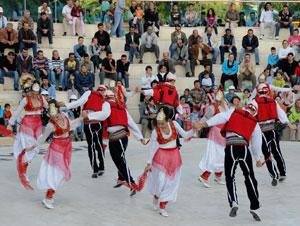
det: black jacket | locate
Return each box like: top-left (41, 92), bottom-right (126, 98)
top-left (124, 32), bottom-right (140, 51)
top-left (94, 30), bottom-right (110, 47)
top-left (37, 17), bottom-right (52, 33)
top-left (16, 54), bottom-right (33, 73)
top-left (242, 35), bottom-right (259, 49)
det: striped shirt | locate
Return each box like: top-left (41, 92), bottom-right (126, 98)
top-left (33, 57), bottom-right (49, 70)
top-left (49, 57), bottom-right (64, 71)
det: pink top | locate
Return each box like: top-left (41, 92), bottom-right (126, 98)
top-left (207, 16), bottom-right (216, 25)
top-left (288, 36), bottom-right (300, 47)
top-left (175, 103), bottom-right (191, 120)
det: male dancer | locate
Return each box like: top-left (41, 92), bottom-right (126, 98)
top-left (59, 85), bottom-right (110, 178)
top-left (198, 103), bottom-right (263, 221)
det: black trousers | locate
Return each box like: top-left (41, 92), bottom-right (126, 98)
top-left (83, 122), bottom-right (105, 173)
top-left (109, 136), bottom-right (135, 184)
top-left (0, 42), bottom-right (19, 54)
top-left (221, 73), bottom-right (238, 89)
top-left (225, 145), bottom-right (260, 210)
top-left (262, 130), bottom-right (286, 179)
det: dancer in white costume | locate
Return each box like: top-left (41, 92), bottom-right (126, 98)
top-left (198, 90), bottom-right (229, 188)
top-left (7, 81), bottom-right (48, 187)
top-left (144, 107), bottom-right (199, 217)
top-left (25, 100), bottom-right (85, 209)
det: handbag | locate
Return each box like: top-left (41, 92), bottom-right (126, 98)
top-left (152, 24), bottom-right (159, 33)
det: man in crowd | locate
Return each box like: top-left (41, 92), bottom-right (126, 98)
top-left (0, 23), bottom-right (19, 55)
top-left (16, 48), bottom-right (33, 76)
top-left (239, 29), bottom-right (260, 65)
top-left (203, 26), bottom-right (219, 64)
top-left (184, 4), bottom-right (200, 27)
top-left (172, 39), bottom-right (191, 77)
top-left (37, 12), bottom-right (53, 49)
top-left (125, 25), bottom-right (140, 63)
top-left (198, 64), bottom-right (215, 86)
top-left (80, 54), bottom-right (94, 73)
top-left (100, 51), bottom-right (117, 84)
top-left (117, 54), bottom-right (130, 90)
top-left (219, 28), bottom-right (237, 64)
top-left (275, 5), bottom-right (294, 40)
top-left (62, 0), bottom-right (73, 36)
top-left (49, 50), bottom-right (64, 91)
top-left (238, 53), bottom-right (256, 91)
top-left (74, 36), bottom-right (87, 61)
top-left (17, 10), bottom-right (34, 31)
top-left (170, 25), bottom-right (187, 58)
top-left (41, 76), bottom-right (56, 99)
top-left (0, 51), bottom-right (19, 91)
top-left (158, 52), bottom-right (175, 74)
top-left (64, 52), bottom-right (80, 89)
top-left (188, 29), bottom-right (201, 48)
top-left (18, 22), bottom-right (37, 58)
top-left (278, 52), bottom-right (298, 86)
top-left (33, 50), bottom-right (49, 82)
top-left (190, 80), bottom-right (206, 112)
top-left (94, 23), bottom-right (111, 52)
top-left (139, 26), bottom-right (160, 64)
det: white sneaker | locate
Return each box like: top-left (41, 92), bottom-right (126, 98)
top-left (153, 197), bottom-right (159, 211)
top-left (259, 35), bottom-right (263, 40)
top-left (229, 202), bottom-right (238, 217)
top-left (250, 209), bottom-right (261, 221)
top-left (49, 44), bottom-right (53, 49)
top-left (214, 176), bottom-right (225, 185)
top-left (159, 208), bottom-right (168, 217)
top-left (37, 44), bottom-right (41, 48)
top-left (42, 198), bottom-right (54, 209)
top-left (275, 36), bottom-right (279, 40)
top-left (198, 176), bottom-right (211, 188)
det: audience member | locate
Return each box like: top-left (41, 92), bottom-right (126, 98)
top-left (221, 53), bottom-right (238, 89)
top-left (125, 26), bottom-right (140, 63)
top-left (246, 12), bottom-right (258, 27)
top-left (225, 85), bottom-right (237, 103)
top-left (170, 25), bottom-right (187, 57)
top-left (139, 26), bottom-right (160, 64)
top-left (133, 4), bottom-right (143, 34)
top-left (294, 60), bottom-right (300, 86)
top-left (18, 22), bottom-right (37, 58)
top-left (64, 52), bottom-right (80, 89)
top-left (0, 52), bottom-right (19, 91)
top-left (38, 0), bottom-right (52, 18)
top-left (0, 7), bottom-right (7, 29)
top-left (140, 65), bottom-right (155, 102)
top-left (94, 23), bottom-right (111, 52)
top-left (156, 65), bottom-right (169, 83)
top-left (167, 4), bottom-right (186, 27)
top-left (201, 71), bottom-right (212, 92)
top-left (219, 28), bottom-right (237, 63)
top-left (88, 37), bottom-right (102, 73)
top-left (225, 3), bottom-right (239, 33)
top-left (101, 0), bottom-right (111, 22)
top-left (206, 8), bottom-right (217, 34)
top-left (17, 10), bottom-right (34, 31)
top-left (265, 68), bottom-right (274, 85)
top-left (100, 51), bottom-right (117, 84)
top-left (112, 0), bottom-right (126, 38)
top-left (158, 52), bottom-right (175, 74)
top-left (239, 29), bottom-right (260, 65)
top-left (33, 50), bottom-right (49, 82)
top-left (66, 73), bottom-right (78, 95)
top-left (103, 9), bottom-right (112, 34)
top-left (41, 76), bottom-right (56, 99)
top-left (79, 53), bottom-right (94, 73)
top-left (62, 0), bottom-right (73, 36)
top-left (275, 4), bottom-right (294, 40)
top-left (278, 40), bottom-right (295, 61)
top-left (71, 0), bottom-right (86, 36)
top-left (288, 29), bottom-right (300, 61)
top-left (139, 96), bottom-right (157, 137)
top-left (175, 96), bottom-right (191, 129)
top-left (184, 4), bottom-right (200, 27)
top-left (172, 39), bottom-right (191, 77)
top-left (288, 99), bottom-right (300, 141)
top-left (238, 53), bottom-right (256, 91)
top-left (190, 38), bottom-right (211, 77)
top-left (143, 2), bottom-right (159, 34)
top-left (37, 12), bottom-right (53, 49)
top-left (281, 89), bottom-right (295, 110)
top-left (188, 29), bottom-right (201, 48)
top-left (273, 71), bottom-right (285, 88)
top-left (203, 26), bottom-right (219, 64)
top-left (267, 47), bottom-right (279, 72)
top-left (117, 54), bottom-right (130, 89)
top-left (16, 48), bottom-right (33, 75)
top-left (278, 53), bottom-right (298, 85)
top-left (241, 88), bottom-right (251, 106)
top-left (198, 64), bottom-right (215, 86)
top-left (0, 23), bottom-right (19, 55)
top-left (190, 80), bottom-right (206, 112)
top-left (76, 65), bottom-right (94, 95)
top-left (260, 2), bottom-right (278, 40)
top-left (200, 94), bottom-right (212, 119)
top-left (74, 36), bottom-right (87, 60)
top-left (49, 50), bottom-right (64, 91)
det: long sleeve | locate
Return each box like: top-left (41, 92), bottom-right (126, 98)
top-left (36, 123), bottom-right (56, 147)
top-left (277, 103), bottom-right (289, 124)
top-left (127, 111), bottom-right (143, 141)
top-left (232, 37), bottom-right (236, 47)
top-left (174, 120), bottom-right (194, 139)
top-left (87, 102), bottom-right (111, 121)
top-left (65, 90), bottom-right (91, 109)
top-left (147, 129), bottom-right (159, 164)
top-left (9, 97), bottom-right (26, 125)
top-left (249, 124), bottom-right (263, 161)
top-left (69, 117), bottom-right (83, 131)
top-left (206, 109), bottom-right (233, 127)
top-left (143, 89), bottom-right (154, 96)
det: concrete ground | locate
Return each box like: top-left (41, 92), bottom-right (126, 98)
top-left (0, 139), bottom-right (299, 226)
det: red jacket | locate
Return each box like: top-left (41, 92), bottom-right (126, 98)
top-left (153, 83), bottom-right (179, 107)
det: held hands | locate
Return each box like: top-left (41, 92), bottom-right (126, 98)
top-left (81, 110), bottom-right (89, 119)
top-left (256, 160), bottom-right (262, 168)
top-left (288, 123), bottom-right (296, 131)
top-left (24, 146), bottom-right (36, 152)
top-left (140, 139), bottom-right (147, 145)
top-left (135, 87), bottom-right (143, 93)
top-left (58, 101), bottom-right (66, 107)
top-left (144, 164), bottom-right (151, 173)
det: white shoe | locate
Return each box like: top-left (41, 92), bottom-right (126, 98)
top-left (42, 198), bottom-right (54, 209)
top-left (214, 176), bottom-right (225, 185)
top-left (49, 44), bottom-right (53, 49)
top-left (159, 208), bottom-right (168, 217)
top-left (153, 197), bottom-right (159, 211)
top-left (259, 35), bottom-right (263, 40)
top-left (229, 202), bottom-right (238, 217)
top-left (275, 36), bottom-right (279, 40)
top-left (250, 209), bottom-right (261, 221)
top-left (37, 44), bottom-right (41, 48)
top-left (269, 36), bottom-right (273, 40)
top-left (198, 176), bottom-right (210, 188)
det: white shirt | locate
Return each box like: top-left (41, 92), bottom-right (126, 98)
top-left (141, 74), bottom-right (156, 89)
top-left (62, 5), bottom-right (73, 20)
top-left (0, 16), bottom-right (8, 28)
top-left (38, 6), bottom-right (52, 15)
top-left (278, 46), bottom-right (295, 59)
top-left (206, 108), bottom-right (263, 161)
top-left (260, 9), bottom-right (278, 23)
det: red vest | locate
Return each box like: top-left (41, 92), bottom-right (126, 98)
top-left (49, 114), bottom-right (71, 136)
top-left (83, 91), bottom-right (105, 111)
top-left (255, 96), bottom-right (278, 122)
top-left (153, 83), bottom-right (179, 107)
top-left (155, 120), bottom-right (177, 145)
top-left (24, 94), bottom-right (44, 112)
top-left (105, 101), bottom-right (128, 129)
top-left (255, 84), bottom-right (271, 97)
top-left (212, 103), bottom-right (220, 115)
top-left (221, 109), bottom-right (257, 144)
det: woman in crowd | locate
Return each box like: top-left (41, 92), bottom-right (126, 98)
top-left (88, 37), bottom-right (102, 73)
top-left (206, 8), bottom-right (218, 35)
top-left (143, 2), bottom-right (159, 36)
top-left (175, 96), bottom-right (191, 130)
top-left (241, 88), bottom-right (251, 106)
top-left (288, 99), bottom-right (300, 141)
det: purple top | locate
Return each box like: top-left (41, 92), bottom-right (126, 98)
top-left (207, 16), bottom-right (216, 25)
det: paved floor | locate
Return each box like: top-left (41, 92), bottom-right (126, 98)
top-left (0, 139), bottom-right (299, 226)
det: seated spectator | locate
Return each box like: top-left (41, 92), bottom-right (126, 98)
top-left (140, 65), bottom-right (155, 102)
top-left (288, 29), bottom-right (300, 61)
top-left (41, 76), bottom-right (56, 99)
top-left (265, 68), bottom-right (274, 85)
top-left (139, 26), bottom-right (160, 64)
top-left (281, 88), bottom-right (295, 111)
top-left (37, 12), bottom-right (53, 49)
top-left (278, 40), bottom-right (295, 61)
top-left (143, 2), bottom-right (159, 35)
top-left (225, 85), bottom-right (237, 103)
top-left (76, 65), bottom-right (94, 95)
top-left (175, 96), bottom-right (191, 129)
top-left (167, 4), bottom-right (186, 27)
top-left (200, 94), bottom-right (212, 118)
top-left (241, 88), bottom-right (251, 106)
top-left (66, 73), bottom-right (79, 97)
top-left (201, 71), bottom-right (212, 93)
top-left (278, 53), bottom-right (298, 85)
top-left (190, 38), bottom-right (212, 77)
top-left (190, 80), bottom-right (206, 113)
top-left (288, 99), bottom-right (300, 141)
top-left (238, 53), bottom-right (256, 91)
top-left (117, 55), bottom-right (130, 90)
top-left (3, 103), bottom-right (16, 133)
top-left (239, 29), bottom-right (260, 65)
top-left (0, 52), bottom-right (19, 91)
top-left (0, 7), bottom-right (7, 29)
top-left (221, 53), bottom-right (238, 89)
top-left (246, 12), bottom-right (258, 27)
top-left (0, 23), bottom-right (19, 55)
top-left (184, 4), bottom-right (200, 27)
top-left (206, 8), bottom-right (218, 34)
top-left (158, 52), bottom-right (175, 74)
top-left (198, 64), bottom-right (215, 86)
top-left (111, 0), bottom-right (127, 38)
top-left (172, 39), bottom-right (191, 77)
top-left (38, 0), bottom-right (54, 33)
top-left (103, 10), bottom-right (112, 34)
top-left (125, 26), bottom-right (140, 63)
top-left (238, 12), bottom-right (246, 27)
top-left (219, 28), bottom-right (237, 63)
top-left (71, 0), bottom-right (86, 36)
top-left (259, 2), bottom-right (278, 40)
top-left (267, 47), bottom-right (279, 72)
top-left (203, 26), bottom-right (219, 64)
top-left (275, 5), bottom-right (294, 40)
top-left (64, 52), bottom-right (80, 90)
top-left (188, 29), bottom-right (201, 48)
top-left (62, 0), bottom-right (73, 36)
top-left (18, 22), bottom-right (37, 58)
top-left (294, 60), bottom-right (300, 86)
top-left (183, 88), bottom-right (192, 107)
top-left (74, 36), bottom-right (87, 61)
top-left (170, 25), bottom-right (187, 58)
top-left (225, 3), bottom-right (239, 34)
top-left (79, 54), bottom-right (94, 73)
top-left (156, 65), bottom-right (169, 83)
top-left (230, 96), bottom-right (241, 110)
top-left (89, 37), bottom-right (102, 73)
top-left (49, 50), bottom-right (64, 91)
top-left (100, 51), bottom-right (117, 84)
top-left (139, 96), bottom-right (157, 137)
top-left (94, 23), bottom-right (111, 52)
top-left (17, 10), bottom-right (34, 31)
top-left (273, 71), bottom-right (285, 88)
top-left (16, 48), bottom-right (33, 75)
top-left (33, 50), bottom-right (49, 82)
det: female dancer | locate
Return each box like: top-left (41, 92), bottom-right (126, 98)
top-left (25, 100), bottom-right (85, 209)
top-left (144, 107), bottom-right (198, 217)
top-left (7, 81), bottom-right (48, 188)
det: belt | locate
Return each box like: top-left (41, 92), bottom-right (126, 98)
top-left (84, 119), bottom-right (101, 125)
top-left (226, 136), bottom-right (248, 146)
top-left (259, 122), bottom-right (275, 132)
top-left (109, 129), bottom-right (127, 141)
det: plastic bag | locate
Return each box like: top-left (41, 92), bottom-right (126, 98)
top-left (124, 10), bottom-right (134, 22)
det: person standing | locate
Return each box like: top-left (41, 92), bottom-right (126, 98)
top-left (71, 0), bottom-right (86, 36)
top-left (112, 0), bottom-right (127, 38)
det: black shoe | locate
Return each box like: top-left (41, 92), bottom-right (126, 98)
top-left (279, 175), bottom-right (286, 182)
top-left (256, 63), bottom-right (260, 65)
top-left (155, 59), bottom-right (159, 64)
top-left (139, 60), bottom-right (143, 64)
top-left (250, 210), bottom-right (261, 221)
top-left (64, 88), bottom-right (68, 91)
top-left (59, 87), bottom-right (63, 91)
top-left (113, 182), bottom-right (123, 188)
top-left (130, 189), bottom-right (136, 196)
top-left (229, 206), bottom-right (238, 217)
top-left (63, 32), bottom-right (67, 36)
top-left (91, 173), bottom-right (98, 178)
top-left (75, 33), bottom-right (79, 36)
top-left (98, 171), bottom-right (104, 176)
top-left (185, 73), bottom-right (191, 77)
top-left (271, 178), bottom-right (278, 186)
top-left (130, 60), bottom-right (133, 63)
top-left (14, 88), bottom-right (19, 91)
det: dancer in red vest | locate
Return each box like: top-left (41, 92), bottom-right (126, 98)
top-left (198, 103), bottom-right (263, 221)
top-left (251, 83), bottom-right (295, 186)
top-left (7, 81), bottom-right (48, 188)
top-left (24, 100), bottom-right (85, 209)
top-left (59, 85), bottom-right (110, 178)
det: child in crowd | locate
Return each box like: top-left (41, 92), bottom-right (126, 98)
top-left (294, 60), bottom-right (300, 85)
top-left (273, 71), bottom-right (285, 88)
top-left (66, 73), bottom-right (79, 99)
top-left (175, 96), bottom-right (191, 129)
top-left (266, 69), bottom-right (274, 85)
top-left (101, 0), bottom-right (110, 22)
top-left (71, 0), bottom-right (86, 36)
top-left (134, 4), bottom-right (144, 34)
top-left (225, 85), bottom-right (237, 103)
top-left (267, 47), bottom-right (279, 74)
top-left (183, 88), bottom-right (193, 110)
top-left (201, 72), bottom-right (212, 93)
top-left (3, 103), bottom-right (17, 134)
top-left (103, 9), bottom-right (112, 34)
top-left (22, 77), bottom-right (34, 98)
top-left (241, 88), bottom-right (251, 106)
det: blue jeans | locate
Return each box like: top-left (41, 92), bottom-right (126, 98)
top-left (297, 76), bottom-right (300, 85)
top-left (99, 71), bottom-right (117, 84)
top-left (275, 22), bottom-right (294, 36)
top-left (187, 18), bottom-right (200, 27)
top-left (35, 69), bottom-right (50, 82)
top-left (176, 119), bottom-right (184, 129)
top-left (137, 18), bottom-right (142, 34)
top-left (0, 70), bottom-right (19, 89)
top-left (210, 47), bottom-right (219, 63)
top-left (19, 42), bottom-right (37, 58)
top-left (64, 71), bottom-right (80, 88)
top-left (169, 42), bottom-right (177, 58)
top-left (50, 70), bottom-right (64, 88)
top-left (129, 46), bottom-right (138, 61)
top-left (117, 72), bottom-right (129, 88)
top-left (239, 48), bottom-right (260, 64)
top-left (112, 11), bottom-right (124, 37)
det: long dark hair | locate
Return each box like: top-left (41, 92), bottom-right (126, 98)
top-left (207, 8), bottom-right (215, 17)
